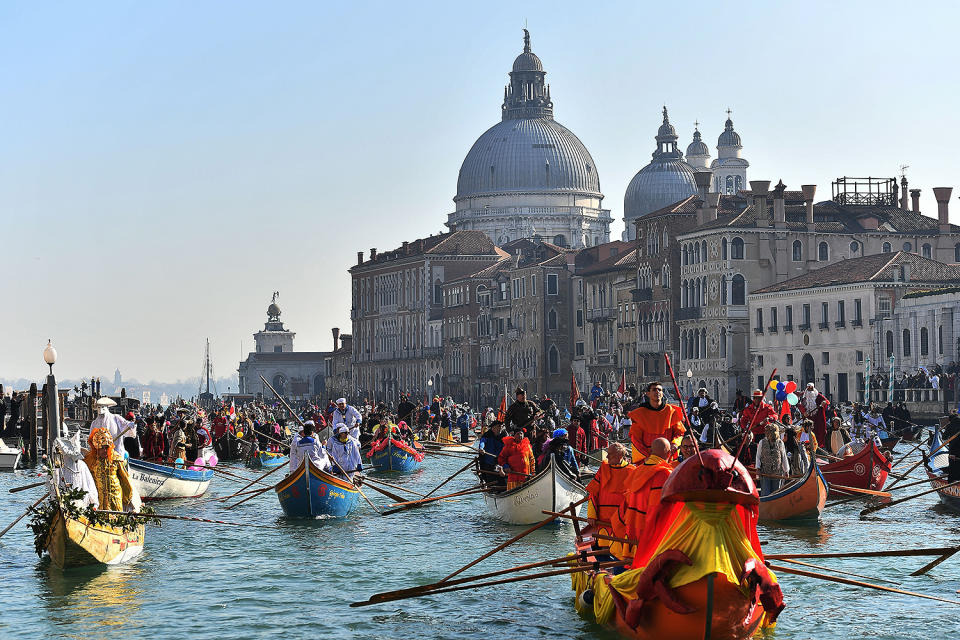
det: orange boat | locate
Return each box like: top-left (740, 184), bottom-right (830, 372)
top-left (758, 462), bottom-right (828, 521)
top-left (571, 449), bottom-right (784, 640)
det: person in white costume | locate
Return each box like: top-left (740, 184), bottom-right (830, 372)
top-left (52, 429), bottom-right (99, 509)
top-left (326, 425), bottom-right (363, 482)
top-left (91, 397), bottom-right (137, 460)
top-left (288, 421), bottom-right (330, 474)
top-left (332, 399), bottom-right (362, 440)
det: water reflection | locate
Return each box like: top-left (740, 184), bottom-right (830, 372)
top-left (38, 559), bottom-right (146, 633)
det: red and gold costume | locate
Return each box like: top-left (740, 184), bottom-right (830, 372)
top-left (610, 454), bottom-right (674, 558)
top-left (497, 435), bottom-right (535, 489)
top-left (626, 404), bottom-right (685, 463)
top-left (82, 427), bottom-right (134, 511)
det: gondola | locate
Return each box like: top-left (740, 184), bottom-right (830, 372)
top-left (248, 450), bottom-right (289, 470)
top-left (46, 506), bottom-right (145, 569)
top-left (818, 439), bottom-right (891, 494)
top-left (482, 456), bottom-right (587, 525)
top-left (758, 461), bottom-right (828, 521)
top-left (925, 428), bottom-right (960, 513)
top-left (368, 437), bottom-right (424, 472)
top-left (880, 436), bottom-right (901, 451)
top-left (127, 458), bottom-right (214, 500)
top-left (275, 459), bottom-right (360, 518)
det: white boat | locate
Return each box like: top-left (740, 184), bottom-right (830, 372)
top-left (482, 456), bottom-right (587, 525)
top-left (127, 458), bottom-right (214, 500)
top-left (0, 439), bottom-right (22, 471)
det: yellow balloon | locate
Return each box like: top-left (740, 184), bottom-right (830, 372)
top-left (236, 431), bottom-right (244, 439)
top-left (768, 380), bottom-right (778, 390)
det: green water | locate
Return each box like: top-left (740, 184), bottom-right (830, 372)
top-left (1, 451), bottom-right (958, 639)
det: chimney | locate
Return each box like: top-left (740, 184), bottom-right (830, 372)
top-left (772, 180), bottom-right (787, 224)
top-left (357, 251), bottom-right (364, 265)
top-left (693, 171), bottom-right (712, 199)
top-left (801, 184), bottom-right (817, 225)
top-left (933, 187), bottom-right (953, 233)
top-left (705, 192), bottom-right (720, 223)
top-left (370, 247), bottom-right (377, 261)
top-left (750, 180), bottom-right (771, 226)
top-left (402, 241), bottom-right (409, 254)
top-left (910, 189), bottom-right (921, 213)
top-left (900, 176), bottom-right (909, 210)
top-left (332, 327), bottom-right (340, 351)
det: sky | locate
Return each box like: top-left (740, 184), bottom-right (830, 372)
top-left (2, 0), bottom-right (959, 382)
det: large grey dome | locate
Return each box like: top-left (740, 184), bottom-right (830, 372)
top-left (455, 117), bottom-right (602, 201)
top-left (513, 51), bottom-right (543, 72)
top-left (624, 160), bottom-right (697, 219)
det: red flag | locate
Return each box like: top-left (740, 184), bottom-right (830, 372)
top-left (570, 372), bottom-right (581, 410)
top-left (617, 370), bottom-right (626, 396)
top-left (496, 391), bottom-right (507, 422)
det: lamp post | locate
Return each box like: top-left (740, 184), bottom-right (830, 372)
top-left (43, 340), bottom-right (60, 455)
top-left (686, 368), bottom-right (693, 397)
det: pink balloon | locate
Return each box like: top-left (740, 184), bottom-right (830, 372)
top-left (784, 381), bottom-right (798, 394)
top-left (206, 453), bottom-right (218, 467)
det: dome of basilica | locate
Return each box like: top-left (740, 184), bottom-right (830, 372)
top-left (624, 107), bottom-right (697, 221)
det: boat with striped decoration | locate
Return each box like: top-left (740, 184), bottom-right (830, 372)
top-left (275, 458), bottom-right (360, 518)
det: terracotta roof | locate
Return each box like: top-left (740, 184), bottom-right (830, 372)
top-left (752, 252), bottom-right (960, 294)
top-left (352, 230), bottom-right (501, 269)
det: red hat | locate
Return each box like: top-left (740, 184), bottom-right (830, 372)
top-left (126, 411), bottom-right (135, 420)
top-left (752, 389), bottom-right (764, 397)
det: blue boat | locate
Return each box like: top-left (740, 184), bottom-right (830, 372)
top-left (369, 438), bottom-right (423, 473)
top-left (127, 458), bottom-right (215, 500)
top-left (249, 451), bottom-right (289, 470)
top-left (926, 427), bottom-right (960, 513)
top-left (275, 459), bottom-right (360, 517)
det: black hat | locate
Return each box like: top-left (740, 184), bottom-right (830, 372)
top-left (515, 387), bottom-right (525, 395)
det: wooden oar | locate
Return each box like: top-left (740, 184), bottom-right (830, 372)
top-left (438, 495), bottom-right (589, 583)
top-left (95, 509), bottom-right (275, 529)
top-left (259, 375), bottom-right (380, 515)
top-left (424, 449), bottom-right (477, 461)
top-left (217, 459), bottom-right (287, 502)
top-left (350, 559), bottom-right (628, 607)
top-left (421, 458), bottom-right (476, 499)
top-left (358, 480), bottom-right (406, 503)
top-left (888, 430), bottom-right (960, 489)
top-left (766, 562), bottom-right (960, 606)
top-left (213, 486), bottom-right (267, 502)
top-left (381, 487), bottom-right (487, 516)
top-left (828, 484), bottom-right (891, 498)
top-left (860, 479), bottom-right (960, 517)
top-left (9, 480), bottom-right (45, 493)
top-left (0, 494), bottom-right (47, 539)
top-left (477, 468), bottom-right (533, 479)
top-left (891, 438), bottom-right (928, 469)
top-left (777, 558), bottom-right (901, 585)
top-left (541, 510), bottom-right (611, 528)
top-left (767, 545), bottom-right (960, 561)
top-left (362, 476), bottom-right (427, 498)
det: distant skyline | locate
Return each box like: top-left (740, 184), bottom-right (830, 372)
top-left (3, 1), bottom-right (959, 381)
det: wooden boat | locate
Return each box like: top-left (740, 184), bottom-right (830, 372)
top-left (758, 462), bottom-right (828, 521)
top-left (926, 469), bottom-right (960, 513)
top-left (879, 436), bottom-right (901, 451)
top-left (482, 456), bottom-right (587, 525)
top-left (248, 450), bottom-right (289, 470)
top-left (275, 459), bottom-right (359, 517)
top-left (127, 458), bottom-right (214, 500)
top-left (369, 438), bottom-right (423, 473)
top-left (819, 439), bottom-right (891, 493)
top-left (0, 438), bottom-right (22, 471)
top-left (46, 507), bottom-right (144, 569)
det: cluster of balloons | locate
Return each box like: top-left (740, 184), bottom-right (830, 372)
top-left (768, 379), bottom-right (800, 405)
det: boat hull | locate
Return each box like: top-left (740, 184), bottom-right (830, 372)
top-left (256, 452), bottom-right (289, 469)
top-left (275, 459), bottom-right (360, 517)
top-left (758, 463), bottom-right (828, 521)
top-left (128, 459), bottom-right (213, 500)
top-left (47, 509), bottom-right (144, 569)
top-left (482, 458), bottom-right (587, 525)
top-left (927, 469), bottom-right (960, 513)
top-left (0, 449), bottom-right (21, 472)
top-left (820, 440), bottom-right (890, 493)
top-left (370, 439), bottom-right (422, 473)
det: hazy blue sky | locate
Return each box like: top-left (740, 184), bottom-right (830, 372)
top-left (2, 1), bottom-right (958, 382)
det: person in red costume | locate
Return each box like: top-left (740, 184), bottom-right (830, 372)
top-left (739, 389), bottom-right (777, 439)
top-left (799, 382), bottom-right (830, 448)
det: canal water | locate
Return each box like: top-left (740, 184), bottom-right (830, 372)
top-left (1, 448), bottom-right (958, 639)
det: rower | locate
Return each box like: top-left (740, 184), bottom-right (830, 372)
top-left (543, 428), bottom-right (580, 477)
top-left (611, 437), bottom-right (674, 559)
top-left (678, 434), bottom-right (698, 462)
top-left (327, 425), bottom-right (363, 482)
top-left (289, 420), bottom-right (330, 474)
top-left (496, 426), bottom-right (535, 490)
top-left (503, 387), bottom-right (540, 434)
top-left (83, 427), bottom-right (140, 512)
top-left (478, 421), bottom-right (505, 481)
top-left (626, 382), bottom-right (685, 463)
top-left (585, 442), bottom-right (634, 556)
top-left (332, 398), bottom-right (362, 440)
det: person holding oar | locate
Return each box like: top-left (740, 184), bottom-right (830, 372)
top-left (327, 426), bottom-right (363, 484)
top-left (496, 425), bottom-right (535, 490)
top-left (288, 420), bottom-right (331, 474)
top-left (477, 421), bottom-right (505, 487)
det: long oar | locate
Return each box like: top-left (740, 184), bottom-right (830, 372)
top-left (828, 484), bottom-right (891, 498)
top-left (0, 494), bottom-right (47, 539)
top-left (439, 495), bottom-right (589, 583)
top-left (766, 562), bottom-right (960, 606)
top-left (351, 560), bottom-right (627, 607)
top-left (9, 480), bottom-right (45, 493)
top-left (362, 476), bottom-right (427, 498)
top-left (421, 458), bottom-right (476, 499)
top-left (213, 486), bottom-right (267, 502)
top-left (359, 481), bottom-right (406, 503)
top-left (860, 479), bottom-right (960, 518)
top-left (767, 545), bottom-right (960, 561)
top-left (218, 461), bottom-right (287, 502)
top-left (225, 484), bottom-right (276, 509)
top-left (259, 375), bottom-right (380, 515)
top-left (381, 487), bottom-right (486, 516)
top-left (95, 509), bottom-right (276, 529)
top-left (777, 558), bottom-right (901, 585)
top-left (888, 431), bottom-right (960, 489)
top-left (891, 438), bottom-right (928, 469)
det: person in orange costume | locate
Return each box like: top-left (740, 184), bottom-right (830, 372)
top-left (497, 426), bottom-right (536, 490)
top-left (626, 381), bottom-right (685, 463)
top-left (586, 442), bottom-right (635, 548)
top-left (610, 438), bottom-right (675, 559)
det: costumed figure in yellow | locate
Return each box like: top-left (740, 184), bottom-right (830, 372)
top-left (83, 427), bottom-right (140, 512)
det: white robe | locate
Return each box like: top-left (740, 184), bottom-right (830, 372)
top-left (91, 411), bottom-right (137, 458)
top-left (326, 436), bottom-right (362, 476)
top-left (332, 406), bottom-right (362, 439)
top-left (289, 435), bottom-right (330, 474)
top-left (59, 460), bottom-right (99, 509)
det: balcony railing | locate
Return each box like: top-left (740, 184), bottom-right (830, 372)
top-left (851, 318), bottom-right (863, 327)
top-left (754, 327), bottom-right (764, 335)
top-left (782, 324), bottom-right (793, 332)
top-left (818, 322), bottom-right (830, 330)
top-left (422, 346), bottom-right (443, 358)
top-left (767, 326), bottom-right (779, 333)
top-left (637, 339), bottom-right (666, 353)
top-left (799, 323), bottom-right (811, 331)
top-left (631, 287), bottom-right (653, 302)
top-left (835, 320), bottom-right (846, 328)
top-left (586, 307), bottom-right (616, 322)
top-left (677, 307), bottom-right (702, 320)
top-left (587, 354), bottom-right (617, 367)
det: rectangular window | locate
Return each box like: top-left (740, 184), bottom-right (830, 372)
top-left (821, 302), bottom-right (829, 323)
top-left (854, 298), bottom-right (862, 322)
top-left (856, 372), bottom-right (864, 401)
top-left (757, 376), bottom-right (765, 391)
top-left (837, 372), bottom-right (849, 403)
top-left (822, 373), bottom-right (831, 399)
top-left (770, 307), bottom-right (778, 329)
top-left (758, 355), bottom-right (764, 368)
top-left (786, 353), bottom-right (794, 366)
top-left (802, 304), bottom-right (811, 328)
top-left (576, 309), bottom-right (584, 327)
top-left (785, 305), bottom-right (793, 329)
top-left (532, 275), bottom-right (537, 296)
top-left (836, 300), bottom-right (845, 327)
top-left (575, 342), bottom-right (584, 356)
top-left (822, 351), bottom-right (830, 365)
top-left (756, 308), bottom-right (764, 332)
top-left (856, 350), bottom-right (863, 363)
top-left (878, 295), bottom-right (892, 319)
top-left (547, 273), bottom-right (559, 295)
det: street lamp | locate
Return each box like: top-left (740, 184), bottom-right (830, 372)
top-left (43, 339), bottom-right (61, 454)
top-left (686, 368), bottom-right (693, 396)
top-left (44, 339), bottom-right (57, 374)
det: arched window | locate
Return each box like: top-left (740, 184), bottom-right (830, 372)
top-left (792, 240), bottom-right (802, 261)
top-left (694, 243), bottom-right (701, 263)
top-left (548, 345), bottom-right (559, 374)
top-left (722, 238), bottom-right (728, 260)
top-left (882, 242), bottom-right (892, 253)
top-left (695, 279), bottom-right (701, 307)
top-left (725, 175), bottom-right (735, 194)
top-left (818, 242), bottom-right (829, 261)
top-left (886, 330), bottom-right (894, 358)
top-left (433, 279), bottom-right (442, 303)
top-left (731, 274), bottom-right (746, 305)
top-left (720, 327), bottom-right (727, 358)
top-left (903, 241), bottom-right (912, 253)
top-left (903, 329), bottom-right (911, 356)
top-left (681, 280), bottom-right (688, 308)
top-left (731, 237), bottom-right (744, 260)
top-left (702, 241), bottom-right (708, 263)
top-left (680, 330), bottom-right (687, 358)
top-left (700, 330), bottom-right (706, 357)
top-left (553, 234), bottom-right (567, 248)
top-left (547, 308), bottom-right (558, 330)
top-left (682, 245), bottom-right (688, 265)
top-left (939, 325), bottom-right (944, 355)
top-left (920, 327), bottom-right (929, 356)
top-left (720, 275), bottom-right (727, 304)
top-left (922, 243), bottom-right (932, 259)
top-left (701, 277), bottom-right (707, 305)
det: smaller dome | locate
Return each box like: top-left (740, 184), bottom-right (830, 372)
top-left (686, 129), bottom-right (709, 157)
top-left (267, 302), bottom-right (281, 317)
top-left (655, 106), bottom-right (678, 142)
top-left (718, 117), bottom-right (742, 148)
top-left (512, 51), bottom-right (543, 72)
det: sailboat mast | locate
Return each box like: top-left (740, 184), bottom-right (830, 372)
top-left (205, 338), bottom-right (211, 395)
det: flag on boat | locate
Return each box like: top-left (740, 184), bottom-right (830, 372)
top-left (570, 372), bottom-right (580, 410)
top-left (496, 386), bottom-right (507, 422)
top-left (617, 370), bottom-right (626, 396)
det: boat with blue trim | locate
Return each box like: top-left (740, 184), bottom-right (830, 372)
top-left (758, 460), bottom-right (828, 521)
top-left (127, 458), bottom-right (214, 500)
top-left (368, 438), bottom-right (424, 473)
top-left (275, 458), bottom-right (360, 517)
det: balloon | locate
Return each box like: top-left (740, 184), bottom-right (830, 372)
top-left (784, 381), bottom-right (797, 394)
top-left (236, 431), bottom-right (244, 439)
top-left (768, 380), bottom-right (779, 390)
top-left (787, 393), bottom-right (799, 406)
top-left (206, 453), bottom-right (218, 467)
top-left (776, 390), bottom-right (787, 401)
top-left (776, 382), bottom-right (785, 392)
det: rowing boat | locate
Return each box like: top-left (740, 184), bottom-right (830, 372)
top-left (127, 458), bottom-right (214, 500)
top-left (758, 461), bottom-right (828, 521)
top-left (248, 451), bottom-right (289, 470)
top-left (482, 456), bottom-right (587, 525)
top-left (880, 436), bottom-right (901, 451)
top-left (925, 428), bottom-right (960, 513)
top-left (275, 459), bottom-right (360, 517)
top-left (368, 438), bottom-right (424, 472)
top-left (46, 507), bottom-right (144, 569)
top-left (819, 439), bottom-right (891, 493)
